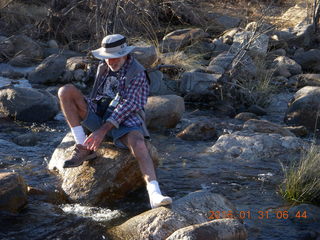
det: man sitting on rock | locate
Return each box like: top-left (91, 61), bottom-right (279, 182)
top-left (58, 34), bottom-right (172, 209)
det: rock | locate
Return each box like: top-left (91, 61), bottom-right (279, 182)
top-left (211, 39), bottom-right (231, 57)
top-left (179, 72), bottom-right (220, 95)
top-left (48, 132), bottom-right (159, 205)
top-left (183, 40), bottom-right (216, 61)
top-left (206, 13), bottom-right (241, 31)
top-left (12, 132), bottom-right (39, 146)
top-left (73, 69), bottom-right (85, 82)
top-left (283, 125), bottom-right (308, 137)
top-left (145, 95), bottom-right (185, 129)
top-left (43, 48), bottom-right (84, 59)
top-left (273, 56), bottom-right (302, 78)
top-left (167, 219), bottom-right (247, 240)
top-left (108, 190), bottom-right (246, 240)
top-left (27, 186), bottom-right (68, 204)
top-left (291, 74), bottom-right (320, 88)
top-left (293, 49), bottom-right (320, 72)
top-left (209, 52), bottom-right (256, 78)
top-left (221, 28), bottom-right (240, 45)
top-left (0, 87), bottom-right (59, 122)
top-left (0, 172), bottom-right (27, 213)
top-left (160, 28), bottom-right (209, 53)
top-left (208, 131), bottom-right (307, 163)
top-left (8, 34), bottom-right (43, 67)
top-left (176, 121), bottom-right (216, 141)
top-left (288, 204), bottom-right (320, 223)
top-left (235, 112), bottom-right (259, 121)
top-left (243, 119), bottom-right (295, 137)
top-left (132, 45), bottom-right (158, 68)
top-left (147, 70), bottom-right (176, 96)
top-left (47, 40), bottom-right (59, 49)
top-left (66, 56), bottom-right (89, 71)
top-left (28, 54), bottom-right (67, 84)
top-left (266, 49), bottom-right (286, 63)
top-left (247, 105), bottom-right (267, 116)
top-left (230, 31), bottom-right (269, 56)
top-left (245, 21), bottom-right (275, 36)
top-left (0, 37), bottom-right (14, 61)
top-left (213, 101), bottom-right (236, 118)
top-left (285, 86), bottom-right (320, 130)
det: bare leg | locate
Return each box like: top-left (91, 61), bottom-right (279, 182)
top-left (121, 131), bottom-right (172, 208)
top-left (57, 84), bottom-right (88, 127)
top-left (121, 130), bottom-right (157, 182)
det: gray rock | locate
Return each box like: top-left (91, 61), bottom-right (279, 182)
top-left (47, 39), bottom-right (59, 49)
top-left (285, 86), bottom-right (320, 130)
top-left (48, 132), bottom-right (159, 205)
top-left (145, 95), bottom-right (185, 129)
top-left (108, 190), bottom-right (246, 240)
top-left (167, 219), bottom-right (247, 240)
top-left (12, 132), bottom-right (39, 146)
top-left (247, 105), bottom-right (267, 116)
top-left (28, 54), bottom-right (67, 84)
top-left (273, 56), bottom-right (302, 78)
top-left (293, 49), bottom-right (320, 72)
top-left (206, 13), bottom-right (241, 30)
top-left (7, 34), bottom-right (43, 67)
top-left (73, 69), bottom-right (85, 82)
top-left (208, 131), bottom-right (307, 163)
top-left (160, 28), bottom-right (209, 53)
top-left (0, 87), bottom-right (59, 122)
top-left (179, 72), bottom-right (220, 95)
top-left (291, 74), bottom-right (320, 88)
top-left (132, 45), bottom-right (158, 68)
top-left (283, 126), bottom-right (308, 137)
top-left (147, 70), bottom-right (176, 96)
top-left (235, 112), bottom-right (259, 121)
top-left (0, 172), bottom-right (27, 213)
top-left (230, 31), bottom-right (269, 56)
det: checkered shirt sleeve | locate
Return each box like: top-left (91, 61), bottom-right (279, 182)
top-left (106, 71), bottom-right (148, 128)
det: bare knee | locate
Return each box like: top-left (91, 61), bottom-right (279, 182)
top-left (126, 132), bottom-right (146, 152)
top-left (58, 84), bottom-right (78, 101)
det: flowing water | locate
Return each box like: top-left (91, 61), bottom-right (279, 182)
top-left (0, 94), bottom-right (319, 239)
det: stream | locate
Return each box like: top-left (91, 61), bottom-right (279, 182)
top-left (0, 92), bottom-right (319, 240)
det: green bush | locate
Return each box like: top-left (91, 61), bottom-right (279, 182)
top-left (280, 145), bottom-right (320, 205)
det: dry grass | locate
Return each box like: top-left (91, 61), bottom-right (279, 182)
top-left (280, 144), bottom-right (320, 205)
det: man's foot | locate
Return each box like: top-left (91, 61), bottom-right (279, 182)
top-left (147, 180), bottom-right (172, 209)
top-left (149, 193), bottom-right (172, 209)
top-left (63, 144), bottom-right (96, 168)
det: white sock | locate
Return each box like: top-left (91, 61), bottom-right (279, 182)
top-left (147, 180), bottom-right (172, 209)
top-left (71, 126), bottom-right (86, 145)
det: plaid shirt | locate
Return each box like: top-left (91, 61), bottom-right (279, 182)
top-left (88, 55), bottom-right (149, 128)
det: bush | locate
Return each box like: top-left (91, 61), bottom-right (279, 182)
top-left (280, 145), bottom-right (320, 205)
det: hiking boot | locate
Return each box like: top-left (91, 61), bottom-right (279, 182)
top-left (63, 144), bottom-right (96, 168)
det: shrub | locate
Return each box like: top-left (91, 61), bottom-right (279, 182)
top-left (280, 144), bottom-right (320, 205)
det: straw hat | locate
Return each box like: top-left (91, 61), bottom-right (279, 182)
top-left (91, 34), bottom-right (135, 59)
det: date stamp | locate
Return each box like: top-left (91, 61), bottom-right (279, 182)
top-left (208, 210), bottom-right (308, 220)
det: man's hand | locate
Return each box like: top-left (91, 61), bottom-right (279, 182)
top-left (84, 122), bottom-right (114, 151)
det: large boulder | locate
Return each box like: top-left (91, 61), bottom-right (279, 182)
top-left (285, 86), bottom-right (320, 130)
top-left (28, 54), bottom-right (67, 84)
top-left (281, 3), bottom-right (308, 26)
top-left (145, 95), bottom-right (185, 129)
top-left (48, 132), bottom-right (159, 205)
top-left (0, 172), bottom-right (27, 213)
top-left (160, 28), bottom-right (209, 53)
top-left (208, 131), bottom-right (307, 163)
top-left (0, 87), bottom-right (59, 122)
top-left (7, 35), bottom-right (43, 67)
top-left (107, 190), bottom-right (247, 240)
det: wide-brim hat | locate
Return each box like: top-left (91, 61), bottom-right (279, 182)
top-left (91, 34), bottom-right (135, 59)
